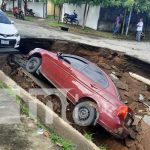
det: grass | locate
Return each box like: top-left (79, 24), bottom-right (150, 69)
top-left (0, 80), bottom-right (74, 150)
top-left (84, 132), bottom-right (93, 141)
top-left (99, 145), bottom-right (107, 150)
top-left (49, 21), bottom-right (65, 27)
top-left (50, 133), bottom-right (74, 150)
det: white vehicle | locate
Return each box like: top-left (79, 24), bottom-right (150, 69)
top-left (0, 10), bottom-right (20, 48)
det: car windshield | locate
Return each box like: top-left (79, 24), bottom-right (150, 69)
top-left (0, 12), bottom-right (11, 24)
top-left (81, 64), bottom-right (109, 88)
top-left (62, 56), bottom-right (87, 71)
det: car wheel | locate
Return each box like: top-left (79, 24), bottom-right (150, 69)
top-left (26, 57), bottom-right (41, 73)
top-left (73, 101), bottom-right (97, 126)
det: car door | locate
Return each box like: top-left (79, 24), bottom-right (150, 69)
top-left (41, 53), bottom-right (71, 88)
top-left (64, 63), bottom-right (108, 103)
top-left (59, 56), bottom-right (95, 103)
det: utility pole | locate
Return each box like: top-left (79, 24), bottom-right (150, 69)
top-left (18, 0), bottom-right (22, 10)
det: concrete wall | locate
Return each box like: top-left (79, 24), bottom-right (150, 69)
top-left (85, 5), bottom-right (100, 30)
top-left (62, 3), bottom-right (100, 30)
top-left (26, 2), bottom-right (47, 18)
top-left (47, 1), bottom-right (59, 16)
top-left (6, 1), bottom-right (46, 18)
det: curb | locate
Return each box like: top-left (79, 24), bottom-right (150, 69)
top-left (0, 70), bottom-right (100, 150)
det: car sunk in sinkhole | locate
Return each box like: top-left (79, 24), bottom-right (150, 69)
top-left (26, 48), bottom-right (135, 138)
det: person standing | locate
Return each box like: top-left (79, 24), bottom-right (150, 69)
top-left (136, 18), bottom-right (144, 42)
top-left (113, 15), bottom-right (121, 35)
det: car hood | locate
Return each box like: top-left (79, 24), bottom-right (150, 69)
top-left (0, 23), bottom-right (18, 34)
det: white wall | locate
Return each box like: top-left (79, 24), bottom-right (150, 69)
top-left (6, 1), bottom-right (46, 18)
top-left (62, 3), bottom-right (100, 30)
top-left (85, 5), bottom-right (100, 30)
top-left (26, 2), bottom-right (46, 18)
top-left (62, 3), bottom-right (85, 25)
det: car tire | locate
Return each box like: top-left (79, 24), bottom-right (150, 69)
top-left (73, 101), bottom-right (97, 126)
top-left (26, 57), bottom-right (41, 74)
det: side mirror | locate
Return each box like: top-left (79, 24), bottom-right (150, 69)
top-left (57, 52), bottom-right (62, 58)
top-left (11, 20), bottom-right (14, 24)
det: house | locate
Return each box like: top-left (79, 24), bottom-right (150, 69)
top-left (62, 3), bottom-right (150, 32)
top-left (1, 0), bottom-right (59, 18)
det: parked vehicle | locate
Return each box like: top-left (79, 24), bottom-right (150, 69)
top-left (63, 11), bottom-right (79, 25)
top-left (26, 8), bottom-right (35, 16)
top-left (26, 48), bottom-right (135, 138)
top-left (0, 10), bottom-right (20, 48)
top-left (13, 7), bottom-right (24, 20)
top-left (1, 1), bottom-right (7, 12)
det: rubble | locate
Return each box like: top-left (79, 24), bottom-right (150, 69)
top-left (0, 44), bottom-right (150, 150)
top-left (129, 72), bottom-right (150, 86)
top-left (138, 94), bottom-right (145, 103)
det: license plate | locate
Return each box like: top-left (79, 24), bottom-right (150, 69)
top-left (1, 40), bottom-right (9, 45)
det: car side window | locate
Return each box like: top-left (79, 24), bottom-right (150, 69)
top-left (62, 56), bottom-right (87, 71)
top-left (81, 65), bottom-right (109, 88)
top-left (0, 12), bottom-right (11, 24)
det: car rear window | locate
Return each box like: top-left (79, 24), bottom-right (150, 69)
top-left (81, 64), bottom-right (109, 88)
top-left (0, 12), bottom-right (11, 24)
top-left (62, 56), bottom-right (87, 71)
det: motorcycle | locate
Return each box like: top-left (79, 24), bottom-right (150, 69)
top-left (26, 8), bottom-right (35, 16)
top-left (1, 2), bottom-right (7, 12)
top-left (13, 7), bottom-right (25, 20)
top-left (63, 11), bottom-right (79, 25)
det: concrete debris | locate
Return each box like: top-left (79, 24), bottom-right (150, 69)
top-left (132, 116), bottom-right (142, 126)
top-left (143, 115), bottom-right (150, 126)
top-left (111, 65), bottom-right (119, 72)
top-left (116, 81), bottom-right (129, 91)
top-left (143, 101), bottom-right (150, 112)
top-left (129, 72), bottom-right (150, 86)
top-left (37, 128), bottom-right (44, 135)
top-left (110, 73), bottom-right (129, 90)
top-left (110, 73), bottom-right (119, 81)
top-left (138, 94), bottom-right (145, 103)
top-left (124, 100), bottom-right (129, 104)
top-left (112, 71), bottom-right (122, 78)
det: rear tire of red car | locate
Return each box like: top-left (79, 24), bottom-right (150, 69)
top-left (73, 101), bottom-right (97, 127)
top-left (26, 57), bottom-right (41, 74)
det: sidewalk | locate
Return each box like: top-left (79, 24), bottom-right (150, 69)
top-left (13, 18), bottom-right (150, 64)
top-left (0, 88), bottom-right (57, 150)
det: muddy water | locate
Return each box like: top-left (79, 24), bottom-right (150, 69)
top-left (0, 40), bottom-right (150, 150)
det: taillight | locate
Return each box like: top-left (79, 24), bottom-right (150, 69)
top-left (117, 106), bottom-right (128, 121)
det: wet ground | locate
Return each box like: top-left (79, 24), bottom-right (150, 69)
top-left (0, 40), bottom-right (150, 149)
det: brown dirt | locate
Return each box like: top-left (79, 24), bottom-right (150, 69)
top-left (0, 43), bottom-right (150, 150)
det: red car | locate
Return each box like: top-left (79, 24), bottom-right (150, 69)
top-left (26, 48), bottom-right (134, 138)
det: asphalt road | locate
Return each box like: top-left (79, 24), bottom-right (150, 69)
top-left (13, 18), bottom-right (150, 64)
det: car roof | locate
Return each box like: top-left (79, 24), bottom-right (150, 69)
top-left (61, 54), bottom-right (90, 64)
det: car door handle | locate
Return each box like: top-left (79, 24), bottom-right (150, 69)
top-left (90, 84), bottom-right (98, 89)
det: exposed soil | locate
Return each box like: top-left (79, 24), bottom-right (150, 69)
top-left (0, 41), bottom-right (150, 150)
